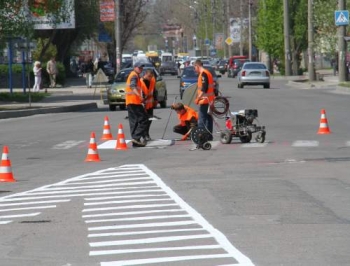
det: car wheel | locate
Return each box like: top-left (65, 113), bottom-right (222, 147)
top-left (119, 104), bottom-right (126, 110)
top-left (239, 131), bottom-right (252, 143)
top-left (263, 83), bottom-right (270, 89)
top-left (109, 104), bottom-right (117, 111)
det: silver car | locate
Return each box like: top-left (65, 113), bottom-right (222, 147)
top-left (237, 62), bottom-right (270, 89)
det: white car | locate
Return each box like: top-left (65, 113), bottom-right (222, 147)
top-left (237, 62), bottom-right (270, 89)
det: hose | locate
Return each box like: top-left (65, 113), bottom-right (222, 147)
top-left (209, 96), bottom-right (230, 119)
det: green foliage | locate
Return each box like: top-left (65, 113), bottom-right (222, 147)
top-left (32, 38), bottom-right (57, 63)
top-left (0, 92), bottom-right (47, 103)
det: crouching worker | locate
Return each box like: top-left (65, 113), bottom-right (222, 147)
top-left (172, 103), bottom-right (198, 141)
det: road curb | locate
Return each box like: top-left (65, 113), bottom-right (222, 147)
top-left (0, 102), bottom-right (98, 120)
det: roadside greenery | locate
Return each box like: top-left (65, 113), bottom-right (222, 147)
top-left (0, 92), bottom-right (48, 103)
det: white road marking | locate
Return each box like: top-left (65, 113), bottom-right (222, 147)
top-left (83, 196), bottom-right (170, 206)
top-left (0, 212), bottom-right (41, 219)
top-left (0, 221), bottom-right (12, 224)
top-left (0, 205), bottom-right (56, 212)
top-left (82, 208), bottom-right (183, 218)
top-left (0, 199), bottom-right (70, 207)
top-left (84, 193), bottom-right (167, 202)
top-left (241, 143), bottom-right (268, 148)
top-left (346, 141), bottom-right (350, 146)
top-left (292, 140), bottom-right (319, 147)
top-left (83, 203), bottom-right (178, 213)
top-left (85, 214), bottom-right (191, 223)
top-left (52, 140), bottom-right (85, 149)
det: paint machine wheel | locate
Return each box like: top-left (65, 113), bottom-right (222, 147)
top-left (202, 142), bottom-right (212, 150)
top-left (220, 130), bottom-right (232, 144)
top-left (190, 127), bottom-right (211, 145)
top-left (255, 131), bottom-right (266, 143)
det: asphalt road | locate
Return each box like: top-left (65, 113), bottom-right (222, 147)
top-left (0, 74), bottom-right (350, 266)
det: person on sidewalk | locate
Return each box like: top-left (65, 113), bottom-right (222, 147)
top-left (84, 58), bottom-right (94, 88)
top-left (125, 62), bottom-right (149, 147)
top-left (141, 69), bottom-right (157, 141)
top-left (172, 102), bottom-right (198, 140)
top-left (33, 61), bottom-right (42, 92)
top-left (194, 59), bottom-right (215, 140)
top-left (46, 57), bottom-right (58, 88)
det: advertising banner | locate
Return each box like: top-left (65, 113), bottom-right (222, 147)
top-left (215, 33), bottom-right (224, 50)
top-left (100, 0), bottom-right (115, 22)
top-left (30, 0), bottom-right (76, 29)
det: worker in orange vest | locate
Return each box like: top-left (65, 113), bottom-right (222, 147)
top-left (141, 69), bottom-right (157, 141)
top-left (172, 102), bottom-right (198, 140)
top-left (194, 59), bottom-right (215, 140)
top-left (125, 62), bottom-right (149, 147)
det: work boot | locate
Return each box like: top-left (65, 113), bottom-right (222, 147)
top-left (131, 139), bottom-right (146, 147)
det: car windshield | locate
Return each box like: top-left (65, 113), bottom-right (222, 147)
top-left (114, 69), bottom-right (132, 82)
top-left (244, 63), bottom-right (267, 70)
top-left (182, 67), bottom-right (197, 78)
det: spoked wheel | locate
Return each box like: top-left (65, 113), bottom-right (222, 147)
top-left (220, 130), bottom-right (232, 144)
top-left (239, 131), bottom-right (252, 143)
top-left (255, 131), bottom-right (266, 143)
top-left (190, 127), bottom-right (211, 145)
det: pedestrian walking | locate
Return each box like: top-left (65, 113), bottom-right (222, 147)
top-left (83, 58), bottom-right (94, 88)
top-left (125, 62), bottom-right (149, 147)
top-left (46, 56), bottom-right (58, 88)
top-left (33, 61), bottom-right (42, 92)
top-left (140, 69), bottom-right (157, 141)
top-left (194, 59), bottom-right (215, 140)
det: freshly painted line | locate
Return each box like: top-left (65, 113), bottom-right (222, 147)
top-left (84, 193), bottom-right (167, 202)
top-left (66, 177), bottom-right (151, 185)
top-left (90, 244), bottom-right (222, 256)
top-left (87, 228), bottom-right (204, 238)
top-left (0, 205), bottom-right (57, 212)
top-left (24, 185), bottom-right (158, 196)
top-left (52, 140), bottom-right (85, 149)
top-left (83, 197), bottom-right (171, 206)
top-left (292, 140), bottom-right (319, 147)
top-left (83, 203), bottom-right (177, 213)
top-left (82, 208), bottom-right (184, 218)
top-left (0, 199), bottom-right (70, 207)
top-left (139, 164), bottom-right (255, 266)
top-left (0, 221), bottom-right (12, 225)
top-left (75, 173), bottom-right (147, 181)
top-left (0, 188), bottom-right (161, 202)
top-left (88, 221), bottom-right (197, 231)
top-left (89, 234), bottom-right (212, 247)
top-left (85, 214), bottom-right (191, 223)
top-left (100, 254), bottom-right (233, 266)
top-left (0, 212), bottom-right (41, 218)
top-left (40, 181), bottom-right (156, 191)
top-left (241, 143), bottom-right (268, 148)
top-left (346, 141), bottom-right (350, 146)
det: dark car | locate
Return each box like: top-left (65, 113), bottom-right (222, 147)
top-left (178, 65), bottom-right (221, 99)
top-left (159, 61), bottom-right (178, 75)
top-left (98, 61), bottom-right (115, 79)
top-left (106, 67), bottom-right (167, 111)
top-left (228, 58), bottom-right (251, 78)
top-left (217, 59), bottom-right (228, 74)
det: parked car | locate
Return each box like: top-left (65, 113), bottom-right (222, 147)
top-left (178, 65), bottom-right (221, 99)
top-left (237, 62), bottom-right (270, 89)
top-left (159, 60), bottom-right (178, 75)
top-left (106, 67), bottom-right (168, 111)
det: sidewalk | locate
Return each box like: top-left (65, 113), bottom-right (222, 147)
top-left (0, 77), bottom-right (107, 119)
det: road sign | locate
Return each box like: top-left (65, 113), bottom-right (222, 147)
top-left (225, 37), bottom-right (233, 46)
top-left (335, 10), bottom-right (349, 26)
top-left (205, 38), bottom-right (210, 46)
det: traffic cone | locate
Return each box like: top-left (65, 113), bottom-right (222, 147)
top-left (85, 132), bottom-right (101, 162)
top-left (317, 109), bottom-right (331, 134)
top-left (115, 124), bottom-right (128, 150)
top-left (0, 146), bottom-right (16, 182)
top-left (100, 116), bottom-right (113, 140)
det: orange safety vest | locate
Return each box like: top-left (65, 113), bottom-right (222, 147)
top-left (141, 77), bottom-right (156, 110)
top-left (197, 68), bottom-right (215, 105)
top-left (125, 71), bottom-right (142, 105)
top-left (178, 105), bottom-right (198, 126)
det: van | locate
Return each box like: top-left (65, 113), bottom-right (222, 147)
top-left (227, 55), bottom-right (250, 78)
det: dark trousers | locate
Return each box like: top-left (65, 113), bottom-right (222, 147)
top-left (198, 104), bottom-right (213, 140)
top-left (173, 124), bottom-right (190, 135)
top-left (127, 104), bottom-right (149, 141)
top-left (145, 108), bottom-right (153, 137)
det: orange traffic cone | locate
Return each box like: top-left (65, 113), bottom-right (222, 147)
top-left (100, 116), bottom-right (113, 140)
top-left (115, 124), bottom-right (128, 150)
top-left (85, 132), bottom-right (101, 162)
top-left (317, 109), bottom-right (331, 134)
top-left (0, 146), bottom-right (16, 182)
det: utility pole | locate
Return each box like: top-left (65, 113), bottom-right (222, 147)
top-left (115, 0), bottom-right (121, 73)
top-left (239, 0), bottom-right (244, 56)
top-left (338, 0), bottom-right (347, 82)
top-left (226, 0), bottom-right (231, 58)
top-left (248, 0), bottom-right (252, 61)
top-left (308, 0), bottom-right (315, 81)
top-left (283, 0), bottom-right (292, 76)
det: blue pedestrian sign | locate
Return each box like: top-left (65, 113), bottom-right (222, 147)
top-left (335, 10), bottom-right (349, 26)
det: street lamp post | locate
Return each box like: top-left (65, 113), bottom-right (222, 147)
top-left (248, 0), bottom-right (252, 60)
top-left (114, 0), bottom-right (121, 74)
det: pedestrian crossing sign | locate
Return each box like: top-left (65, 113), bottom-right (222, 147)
top-left (335, 10), bottom-right (349, 26)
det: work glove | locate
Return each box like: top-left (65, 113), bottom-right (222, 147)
top-left (181, 134), bottom-right (189, 141)
top-left (195, 98), bottom-right (200, 105)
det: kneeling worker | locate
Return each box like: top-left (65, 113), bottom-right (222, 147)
top-left (172, 103), bottom-right (198, 141)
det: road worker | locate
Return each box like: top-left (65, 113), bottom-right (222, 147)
top-left (172, 102), bottom-right (198, 141)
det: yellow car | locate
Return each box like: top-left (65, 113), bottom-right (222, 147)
top-left (106, 67), bottom-right (167, 111)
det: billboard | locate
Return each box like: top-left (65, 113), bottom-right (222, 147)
top-left (214, 33), bottom-right (224, 50)
top-left (100, 0), bottom-right (115, 22)
top-left (30, 0), bottom-right (76, 29)
top-left (229, 18), bottom-right (249, 43)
